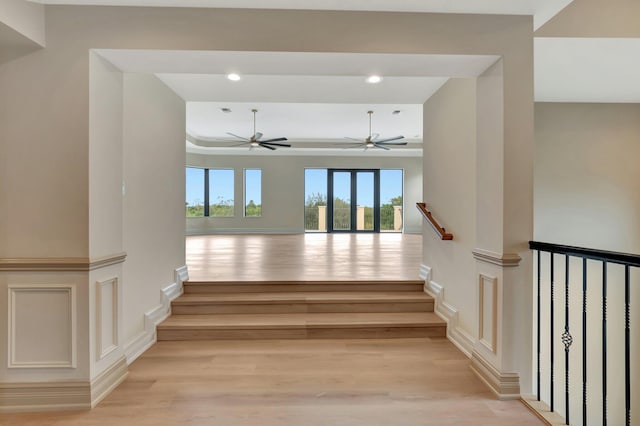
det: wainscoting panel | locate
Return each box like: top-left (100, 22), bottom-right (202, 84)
top-left (8, 285), bottom-right (77, 369)
top-left (478, 274), bottom-right (497, 353)
top-left (96, 278), bottom-right (118, 360)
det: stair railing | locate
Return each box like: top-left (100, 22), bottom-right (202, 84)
top-left (530, 241), bottom-right (639, 425)
top-left (416, 202), bottom-right (453, 240)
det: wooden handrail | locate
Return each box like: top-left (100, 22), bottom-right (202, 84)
top-left (416, 202), bottom-right (453, 240)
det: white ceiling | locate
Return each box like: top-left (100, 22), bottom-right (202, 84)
top-left (31, 0), bottom-right (573, 29)
top-left (187, 103), bottom-right (423, 141)
top-left (158, 75), bottom-right (448, 104)
top-left (96, 49), bottom-right (501, 156)
top-left (535, 38), bottom-right (640, 103)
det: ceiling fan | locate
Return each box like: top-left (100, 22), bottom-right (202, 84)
top-left (342, 110), bottom-right (406, 150)
top-left (226, 109), bottom-right (291, 150)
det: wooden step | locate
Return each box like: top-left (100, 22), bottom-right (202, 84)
top-left (171, 291), bottom-right (435, 314)
top-left (157, 312), bottom-right (446, 340)
top-left (183, 280), bottom-right (424, 294)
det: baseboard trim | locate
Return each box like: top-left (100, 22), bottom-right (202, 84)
top-left (0, 381), bottom-right (90, 413)
top-left (90, 356), bottom-right (128, 408)
top-left (124, 265), bottom-right (188, 364)
top-left (420, 264), bottom-right (474, 357)
top-left (470, 349), bottom-right (520, 400)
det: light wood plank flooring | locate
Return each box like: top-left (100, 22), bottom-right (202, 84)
top-left (0, 235), bottom-right (542, 425)
top-left (186, 233), bottom-right (423, 281)
top-left (1, 339), bottom-right (542, 426)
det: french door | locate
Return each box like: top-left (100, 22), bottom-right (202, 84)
top-left (327, 169), bottom-right (380, 232)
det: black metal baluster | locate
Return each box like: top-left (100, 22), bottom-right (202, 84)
top-left (550, 253), bottom-right (555, 412)
top-left (562, 254), bottom-right (572, 425)
top-left (625, 265), bottom-right (630, 426)
top-left (582, 258), bottom-right (588, 426)
top-left (537, 249), bottom-right (541, 401)
top-left (602, 262), bottom-right (607, 426)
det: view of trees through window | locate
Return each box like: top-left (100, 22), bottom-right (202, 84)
top-left (185, 167), bottom-right (234, 217)
top-left (244, 169), bottom-right (262, 217)
top-left (304, 168), bottom-right (403, 232)
top-left (210, 169), bottom-right (234, 217)
top-left (380, 169), bottom-right (403, 232)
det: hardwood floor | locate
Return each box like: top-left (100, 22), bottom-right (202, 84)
top-left (0, 235), bottom-right (542, 425)
top-left (186, 233), bottom-right (423, 281)
top-left (1, 339), bottom-right (542, 426)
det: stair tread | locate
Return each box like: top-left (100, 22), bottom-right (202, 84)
top-left (158, 312), bottom-right (445, 329)
top-left (174, 291), bottom-right (433, 305)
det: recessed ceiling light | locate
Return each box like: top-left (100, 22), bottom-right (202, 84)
top-left (227, 73), bottom-right (241, 81)
top-left (221, 108), bottom-right (232, 113)
top-left (392, 110), bottom-right (401, 115)
top-left (366, 75), bottom-right (382, 84)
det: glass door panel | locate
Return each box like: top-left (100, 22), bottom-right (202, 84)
top-left (380, 169), bottom-right (403, 232)
top-left (356, 172), bottom-right (375, 231)
top-left (332, 171), bottom-right (351, 231)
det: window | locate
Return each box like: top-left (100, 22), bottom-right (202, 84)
top-left (304, 169), bottom-right (328, 232)
top-left (209, 169), bottom-right (234, 217)
top-left (185, 167), bottom-right (205, 217)
top-left (244, 169), bottom-right (262, 217)
top-left (380, 169), bottom-right (403, 232)
top-left (185, 167), bottom-right (234, 217)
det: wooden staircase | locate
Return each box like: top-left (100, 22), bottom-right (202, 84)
top-left (157, 280), bottom-right (446, 340)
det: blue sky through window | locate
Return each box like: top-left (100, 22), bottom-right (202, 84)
top-left (245, 169), bottom-right (262, 205)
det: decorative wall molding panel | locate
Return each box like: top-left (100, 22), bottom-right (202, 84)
top-left (96, 278), bottom-right (119, 361)
top-left (8, 285), bottom-right (77, 369)
top-left (0, 253), bottom-right (126, 271)
top-left (478, 274), bottom-right (498, 353)
top-left (90, 356), bottom-right (128, 408)
top-left (0, 381), bottom-right (90, 413)
top-left (420, 264), bottom-right (475, 357)
top-left (124, 265), bottom-right (188, 364)
top-left (472, 248), bottom-right (521, 267)
top-left (470, 349), bottom-right (520, 400)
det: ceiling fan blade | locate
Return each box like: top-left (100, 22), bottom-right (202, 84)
top-left (376, 140), bottom-right (408, 146)
top-left (254, 132), bottom-right (263, 141)
top-left (342, 144), bottom-right (366, 149)
top-left (226, 132), bottom-right (250, 141)
top-left (260, 137), bottom-right (288, 143)
top-left (374, 144), bottom-right (391, 150)
top-left (225, 141), bottom-right (252, 147)
top-left (370, 133), bottom-right (380, 141)
top-left (261, 144), bottom-right (276, 150)
top-left (375, 135), bottom-right (405, 143)
top-left (344, 137), bottom-right (365, 142)
top-left (261, 142), bottom-right (291, 147)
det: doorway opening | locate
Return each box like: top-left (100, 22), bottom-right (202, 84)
top-left (304, 168), bottom-right (403, 233)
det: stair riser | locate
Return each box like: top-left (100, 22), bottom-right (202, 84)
top-left (172, 302), bottom-right (434, 315)
top-left (184, 284), bottom-right (424, 294)
top-left (157, 326), bottom-right (446, 341)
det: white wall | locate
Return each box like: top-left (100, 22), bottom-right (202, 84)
top-left (122, 73), bottom-right (186, 345)
top-left (88, 52), bottom-right (126, 379)
top-left (423, 78), bottom-right (477, 335)
top-left (535, 103), bottom-right (640, 253)
top-left (0, 0), bottom-right (45, 46)
top-left (186, 153), bottom-right (423, 234)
